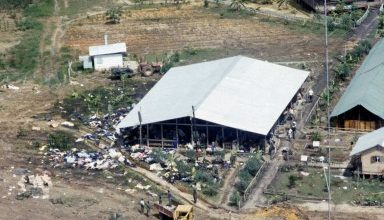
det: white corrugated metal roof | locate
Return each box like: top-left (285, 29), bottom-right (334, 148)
top-left (117, 56), bottom-right (309, 135)
top-left (350, 127), bottom-right (384, 156)
top-left (89, 43), bottom-right (126, 56)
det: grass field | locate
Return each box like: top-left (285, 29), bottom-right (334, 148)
top-left (268, 166), bottom-right (384, 205)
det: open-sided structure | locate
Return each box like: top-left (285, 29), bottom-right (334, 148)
top-left (331, 39), bottom-right (384, 131)
top-left (117, 56), bottom-right (308, 148)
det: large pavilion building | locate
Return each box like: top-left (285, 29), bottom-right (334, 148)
top-left (117, 56), bottom-right (309, 149)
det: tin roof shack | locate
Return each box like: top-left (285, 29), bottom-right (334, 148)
top-left (350, 127), bottom-right (384, 177)
top-left (117, 56), bottom-right (309, 150)
top-left (79, 35), bottom-right (127, 71)
top-left (331, 39), bottom-right (384, 131)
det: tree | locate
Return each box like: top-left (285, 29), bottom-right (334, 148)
top-left (229, 0), bottom-right (248, 11)
top-left (105, 6), bottom-right (123, 24)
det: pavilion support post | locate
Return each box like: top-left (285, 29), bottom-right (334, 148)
top-left (161, 124), bottom-right (164, 148)
top-left (206, 122), bottom-right (209, 147)
top-left (176, 119), bottom-right (179, 148)
top-left (221, 127), bottom-right (225, 149)
top-left (190, 121), bottom-right (193, 145)
top-left (146, 124), bottom-right (149, 146)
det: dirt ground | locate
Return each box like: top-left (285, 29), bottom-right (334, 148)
top-left (63, 5), bottom-right (342, 61)
top-left (0, 1), bottom-right (381, 220)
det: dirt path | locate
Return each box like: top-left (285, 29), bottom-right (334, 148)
top-left (348, 7), bottom-right (380, 42)
top-left (242, 144), bottom-right (286, 209)
top-left (218, 166), bottom-right (239, 207)
top-left (130, 166), bottom-right (243, 219)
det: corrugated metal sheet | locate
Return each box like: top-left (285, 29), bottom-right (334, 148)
top-left (117, 56), bottom-right (309, 135)
top-left (89, 43), bottom-right (126, 56)
top-left (331, 38), bottom-right (384, 119)
top-left (350, 127), bottom-right (384, 156)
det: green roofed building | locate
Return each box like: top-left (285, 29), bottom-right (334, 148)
top-left (331, 39), bottom-right (384, 131)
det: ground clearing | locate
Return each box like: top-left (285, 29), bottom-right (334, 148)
top-left (0, 13), bottom-right (22, 53)
top-left (267, 166), bottom-right (384, 205)
top-left (64, 5), bottom-right (343, 62)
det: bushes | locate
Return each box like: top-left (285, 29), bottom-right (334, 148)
top-left (59, 86), bottom-right (134, 119)
top-left (202, 185), bottom-right (218, 196)
top-left (105, 6), bottom-right (123, 24)
top-left (195, 170), bottom-right (214, 184)
top-left (232, 151), bottom-right (264, 200)
top-left (229, 191), bottom-right (241, 206)
top-left (24, 0), bottom-right (54, 18)
top-left (288, 175), bottom-right (300, 188)
top-left (47, 131), bottom-right (74, 151)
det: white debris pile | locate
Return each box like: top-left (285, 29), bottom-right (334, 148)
top-left (44, 147), bottom-right (135, 171)
top-left (16, 173), bottom-right (52, 200)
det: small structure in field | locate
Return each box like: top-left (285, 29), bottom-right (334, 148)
top-left (79, 35), bottom-right (127, 71)
top-left (331, 38), bottom-right (384, 131)
top-left (350, 127), bottom-right (384, 177)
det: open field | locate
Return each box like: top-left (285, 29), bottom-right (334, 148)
top-left (63, 5), bottom-right (344, 62)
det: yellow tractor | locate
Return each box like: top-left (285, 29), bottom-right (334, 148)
top-left (155, 203), bottom-right (194, 220)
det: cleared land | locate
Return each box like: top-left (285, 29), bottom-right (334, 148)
top-left (63, 5), bottom-right (343, 61)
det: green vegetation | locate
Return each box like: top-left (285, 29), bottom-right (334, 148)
top-left (230, 151), bottom-right (263, 206)
top-left (59, 0), bottom-right (118, 18)
top-left (329, 1), bottom-right (365, 31)
top-left (0, 0), bottom-right (54, 82)
top-left (24, 0), bottom-right (54, 18)
top-left (377, 12), bottom-right (384, 37)
top-left (0, 0), bottom-right (33, 9)
top-left (48, 130), bottom-right (74, 151)
top-left (105, 6), bottom-right (123, 24)
top-left (58, 85), bottom-right (135, 120)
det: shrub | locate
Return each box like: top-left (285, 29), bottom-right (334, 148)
top-left (202, 185), bottom-right (218, 196)
top-left (310, 131), bottom-right (322, 141)
top-left (288, 175), bottom-right (300, 188)
top-left (235, 179), bottom-right (248, 193)
top-left (105, 6), bottom-right (123, 24)
top-left (229, 191), bottom-right (241, 206)
top-left (47, 131), bottom-right (73, 150)
top-left (16, 127), bottom-right (28, 138)
top-left (334, 62), bottom-right (351, 81)
top-left (244, 157), bottom-right (262, 176)
top-left (185, 149), bottom-right (196, 161)
top-left (195, 170), bottom-right (214, 184)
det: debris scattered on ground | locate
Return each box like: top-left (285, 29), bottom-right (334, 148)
top-left (31, 126), bottom-right (41, 131)
top-left (61, 121), bottom-right (75, 128)
top-left (16, 174), bottom-right (52, 200)
top-left (1, 84), bottom-right (20, 90)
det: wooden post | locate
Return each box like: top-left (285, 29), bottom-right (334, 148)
top-left (206, 122), bottom-right (209, 147)
top-left (222, 126), bottom-right (225, 149)
top-left (176, 119), bottom-right (179, 148)
top-left (161, 124), bottom-right (164, 148)
top-left (190, 119), bottom-right (193, 145)
top-left (236, 129), bottom-right (239, 150)
top-left (146, 124), bottom-right (149, 146)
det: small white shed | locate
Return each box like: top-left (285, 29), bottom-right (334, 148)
top-left (89, 43), bottom-right (126, 70)
top-left (79, 35), bottom-right (127, 71)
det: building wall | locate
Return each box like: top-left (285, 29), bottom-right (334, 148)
top-left (331, 105), bottom-right (384, 131)
top-left (361, 146), bottom-right (384, 175)
top-left (93, 54), bottom-right (123, 70)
